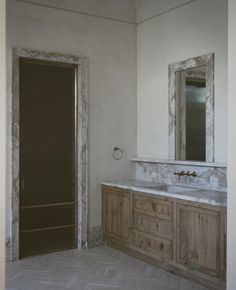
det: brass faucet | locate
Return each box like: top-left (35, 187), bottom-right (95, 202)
top-left (186, 171), bottom-right (197, 177)
top-left (174, 170), bottom-right (197, 180)
top-left (174, 171), bottom-right (187, 179)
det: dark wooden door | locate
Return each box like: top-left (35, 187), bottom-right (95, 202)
top-left (19, 58), bottom-right (77, 258)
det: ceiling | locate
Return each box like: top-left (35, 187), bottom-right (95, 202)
top-left (13, 0), bottom-right (198, 24)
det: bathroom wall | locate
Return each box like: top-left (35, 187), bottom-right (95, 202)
top-left (0, 0), bottom-right (6, 286)
top-left (6, 0), bottom-right (137, 252)
top-left (19, 0), bottom-right (137, 23)
top-left (137, 0), bottom-right (228, 162)
top-left (228, 0), bottom-right (236, 288)
top-left (136, 0), bottom-right (195, 22)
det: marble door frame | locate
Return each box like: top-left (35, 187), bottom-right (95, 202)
top-left (11, 48), bottom-right (88, 261)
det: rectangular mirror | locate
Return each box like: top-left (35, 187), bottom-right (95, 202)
top-left (169, 54), bottom-right (214, 162)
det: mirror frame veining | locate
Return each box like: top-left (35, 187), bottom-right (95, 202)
top-left (168, 53), bottom-right (214, 162)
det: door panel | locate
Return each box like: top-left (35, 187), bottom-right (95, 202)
top-left (19, 58), bottom-right (77, 258)
top-left (20, 227), bottom-right (76, 258)
top-left (20, 204), bottom-right (75, 231)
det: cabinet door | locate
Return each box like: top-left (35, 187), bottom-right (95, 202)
top-left (176, 204), bottom-right (220, 278)
top-left (102, 187), bottom-right (130, 245)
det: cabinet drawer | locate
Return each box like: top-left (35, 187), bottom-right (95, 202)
top-left (133, 212), bottom-right (173, 240)
top-left (131, 230), bottom-right (173, 261)
top-left (133, 193), bottom-right (172, 221)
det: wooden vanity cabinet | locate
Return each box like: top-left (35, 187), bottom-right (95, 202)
top-left (102, 186), bottom-right (130, 246)
top-left (102, 185), bottom-right (226, 289)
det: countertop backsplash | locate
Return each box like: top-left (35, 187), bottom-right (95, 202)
top-left (135, 161), bottom-right (227, 192)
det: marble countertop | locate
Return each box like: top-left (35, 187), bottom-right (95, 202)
top-left (101, 179), bottom-right (227, 207)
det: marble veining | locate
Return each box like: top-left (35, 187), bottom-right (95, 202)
top-left (102, 179), bottom-right (226, 207)
top-left (169, 53), bottom-right (214, 162)
top-left (10, 48), bottom-right (88, 260)
top-left (136, 161), bottom-right (227, 192)
top-left (5, 238), bottom-right (12, 262)
top-left (130, 157), bottom-right (227, 168)
top-left (88, 226), bottom-right (105, 248)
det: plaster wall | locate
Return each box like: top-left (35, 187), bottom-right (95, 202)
top-left (19, 0), bottom-right (137, 23)
top-left (137, 0), bottom-right (228, 162)
top-left (6, 0), bottom-right (137, 242)
top-left (136, 0), bottom-right (195, 22)
top-left (227, 0), bottom-right (236, 288)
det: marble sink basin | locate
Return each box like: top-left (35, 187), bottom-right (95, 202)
top-left (112, 180), bottom-right (167, 190)
top-left (159, 184), bottom-right (196, 193)
top-left (106, 180), bottom-right (197, 193)
top-left (131, 182), bottom-right (197, 193)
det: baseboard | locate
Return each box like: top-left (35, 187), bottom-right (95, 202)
top-left (6, 227), bottom-right (105, 261)
top-left (5, 237), bottom-right (12, 262)
top-left (88, 226), bottom-right (105, 248)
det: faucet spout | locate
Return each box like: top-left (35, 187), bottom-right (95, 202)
top-left (174, 171), bottom-right (187, 180)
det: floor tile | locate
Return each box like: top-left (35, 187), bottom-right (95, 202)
top-left (6, 246), bottom-right (210, 290)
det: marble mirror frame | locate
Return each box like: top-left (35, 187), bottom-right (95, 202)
top-left (168, 53), bottom-right (214, 162)
top-left (11, 48), bottom-right (88, 261)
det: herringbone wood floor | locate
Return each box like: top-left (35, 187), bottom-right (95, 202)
top-left (6, 246), bottom-right (209, 290)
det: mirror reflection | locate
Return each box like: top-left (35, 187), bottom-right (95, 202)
top-left (175, 66), bottom-right (207, 161)
top-left (169, 54), bottom-right (214, 162)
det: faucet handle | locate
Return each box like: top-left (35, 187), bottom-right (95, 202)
top-left (186, 171), bottom-right (197, 177)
